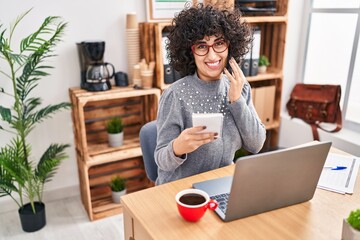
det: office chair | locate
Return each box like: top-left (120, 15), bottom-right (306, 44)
top-left (139, 120), bottom-right (158, 182)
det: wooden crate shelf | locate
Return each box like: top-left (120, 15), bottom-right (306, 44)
top-left (76, 147), bottom-right (154, 221)
top-left (247, 68), bottom-right (283, 82)
top-left (70, 86), bottom-right (160, 160)
top-left (243, 16), bottom-right (288, 23)
top-left (87, 135), bottom-right (140, 157)
top-left (88, 146), bottom-right (142, 167)
top-left (69, 86), bottom-right (160, 221)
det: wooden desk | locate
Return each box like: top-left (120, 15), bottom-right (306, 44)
top-left (121, 149), bottom-right (359, 240)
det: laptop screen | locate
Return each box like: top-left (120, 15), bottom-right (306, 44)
top-left (193, 141), bottom-right (332, 222)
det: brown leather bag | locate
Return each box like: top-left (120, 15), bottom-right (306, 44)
top-left (286, 83), bottom-right (342, 141)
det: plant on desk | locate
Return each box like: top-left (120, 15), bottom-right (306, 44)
top-left (110, 176), bottom-right (126, 204)
top-left (106, 117), bottom-right (124, 147)
top-left (342, 209), bottom-right (360, 239)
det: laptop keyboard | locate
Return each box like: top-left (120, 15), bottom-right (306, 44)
top-left (211, 193), bottom-right (229, 214)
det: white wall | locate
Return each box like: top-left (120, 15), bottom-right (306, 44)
top-left (0, 0), bottom-right (146, 212)
top-left (281, 0), bottom-right (306, 113)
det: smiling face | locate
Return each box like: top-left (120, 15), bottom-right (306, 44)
top-left (192, 35), bottom-right (229, 82)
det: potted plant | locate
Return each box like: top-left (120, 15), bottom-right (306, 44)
top-left (110, 176), bottom-right (126, 204)
top-left (342, 209), bottom-right (360, 240)
top-left (0, 10), bottom-right (70, 232)
top-left (106, 117), bottom-right (124, 147)
top-left (258, 55), bottom-right (270, 74)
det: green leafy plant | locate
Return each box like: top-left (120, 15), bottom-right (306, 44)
top-left (0, 9), bottom-right (70, 214)
top-left (348, 209), bottom-right (360, 231)
top-left (110, 176), bottom-right (126, 192)
top-left (106, 117), bottom-right (124, 134)
top-left (259, 55), bottom-right (270, 67)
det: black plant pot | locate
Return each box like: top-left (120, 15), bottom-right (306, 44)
top-left (18, 202), bottom-right (46, 232)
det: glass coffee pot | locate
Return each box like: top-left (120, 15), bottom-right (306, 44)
top-left (86, 62), bottom-right (115, 84)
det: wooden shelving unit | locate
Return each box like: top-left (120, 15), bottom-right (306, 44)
top-left (69, 86), bottom-right (161, 220)
top-left (247, 3), bottom-right (287, 150)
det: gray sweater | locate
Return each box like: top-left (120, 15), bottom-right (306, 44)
top-left (155, 73), bottom-right (266, 185)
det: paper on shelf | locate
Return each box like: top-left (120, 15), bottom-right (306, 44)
top-left (317, 153), bottom-right (360, 194)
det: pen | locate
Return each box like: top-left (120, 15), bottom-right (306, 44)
top-left (323, 166), bottom-right (347, 170)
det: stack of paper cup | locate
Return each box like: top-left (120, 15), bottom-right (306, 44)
top-left (139, 59), bottom-right (155, 89)
top-left (126, 12), bottom-right (140, 85)
top-left (133, 64), bottom-right (142, 87)
top-left (141, 70), bottom-right (154, 89)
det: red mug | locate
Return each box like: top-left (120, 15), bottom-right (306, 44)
top-left (175, 189), bottom-right (218, 222)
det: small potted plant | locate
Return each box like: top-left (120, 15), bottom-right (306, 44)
top-left (110, 176), bottom-right (126, 204)
top-left (258, 55), bottom-right (270, 74)
top-left (342, 209), bottom-right (360, 239)
top-left (106, 117), bottom-right (124, 147)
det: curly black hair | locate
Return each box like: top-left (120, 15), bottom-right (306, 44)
top-left (167, 4), bottom-right (252, 77)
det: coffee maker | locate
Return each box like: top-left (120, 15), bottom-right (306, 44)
top-left (76, 41), bottom-right (115, 91)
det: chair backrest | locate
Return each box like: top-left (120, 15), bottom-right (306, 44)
top-left (139, 120), bottom-right (158, 182)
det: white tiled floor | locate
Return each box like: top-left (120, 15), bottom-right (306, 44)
top-left (0, 196), bottom-right (124, 240)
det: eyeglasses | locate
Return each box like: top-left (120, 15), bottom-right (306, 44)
top-left (191, 39), bottom-right (229, 56)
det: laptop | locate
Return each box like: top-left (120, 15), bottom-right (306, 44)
top-left (193, 141), bottom-right (332, 222)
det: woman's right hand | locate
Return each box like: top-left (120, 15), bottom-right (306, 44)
top-left (224, 57), bottom-right (246, 103)
top-left (172, 126), bottom-right (218, 157)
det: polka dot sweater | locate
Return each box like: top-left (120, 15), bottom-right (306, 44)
top-left (155, 73), bottom-right (266, 185)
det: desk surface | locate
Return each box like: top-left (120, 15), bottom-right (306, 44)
top-left (121, 148), bottom-right (359, 240)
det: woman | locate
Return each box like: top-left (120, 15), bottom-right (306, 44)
top-left (155, 4), bottom-right (266, 185)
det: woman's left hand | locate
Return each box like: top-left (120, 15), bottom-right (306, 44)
top-left (224, 57), bottom-right (246, 103)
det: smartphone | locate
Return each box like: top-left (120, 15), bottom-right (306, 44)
top-left (225, 53), bottom-right (233, 74)
top-left (225, 59), bottom-right (233, 75)
top-left (225, 56), bottom-right (241, 75)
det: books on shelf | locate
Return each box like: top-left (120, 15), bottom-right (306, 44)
top-left (241, 27), bottom-right (261, 77)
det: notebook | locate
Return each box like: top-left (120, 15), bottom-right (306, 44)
top-left (192, 113), bottom-right (223, 137)
top-left (193, 141), bottom-right (332, 222)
